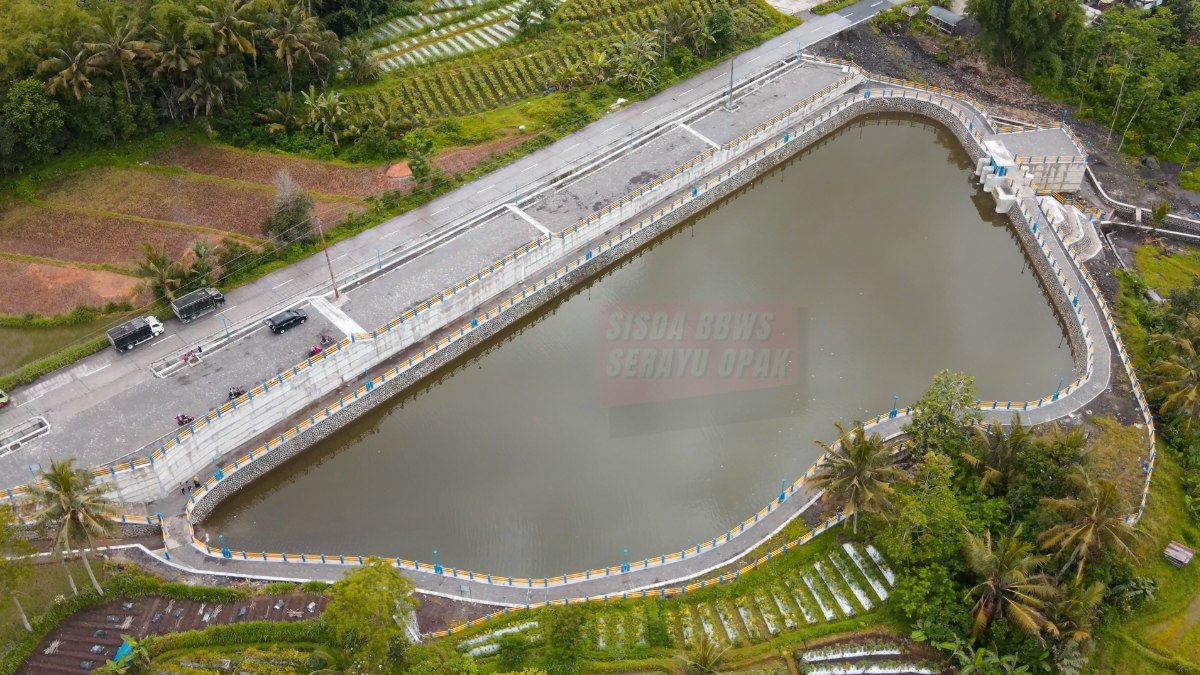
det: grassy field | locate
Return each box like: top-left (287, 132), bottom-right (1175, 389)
top-left (0, 560), bottom-right (90, 656)
top-left (1134, 244), bottom-right (1200, 294)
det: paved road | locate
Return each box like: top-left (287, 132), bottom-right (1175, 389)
top-left (0, 0), bottom-right (902, 488)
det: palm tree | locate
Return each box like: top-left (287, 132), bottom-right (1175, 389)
top-left (1150, 314), bottom-right (1200, 431)
top-left (811, 421), bottom-right (905, 534)
top-left (554, 58), bottom-right (585, 91)
top-left (1052, 578), bottom-right (1106, 643)
top-left (135, 242), bottom-right (185, 302)
top-left (1039, 467), bottom-right (1140, 581)
top-left (584, 50), bottom-right (609, 85)
top-left (186, 239), bottom-right (216, 289)
top-left (658, 1), bottom-right (697, 52)
top-left (181, 55), bottom-right (248, 124)
top-left (149, 24), bottom-right (201, 119)
top-left (197, 0), bottom-right (259, 64)
top-left (341, 38), bottom-right (380, 85)
top-left (257, 92), bottom-right (301, 134)
top-left (263, 3), bottom-right (323, 93)
top-left (39, 42), bottom-right (109, 101)
top-left (85, 7), bottom-right (149, 103)
top-left (28, 459), bottom-right (118, 596)
top-left (963, 525), bottom-right (1058, 641)
top-left (962, 414), bottom-right (1029, 494)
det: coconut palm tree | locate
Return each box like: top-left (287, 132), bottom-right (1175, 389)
top-left (1039, 467), bottom-right (1140, 581)
top-left (39, 42), bottom-right (109, 101)
top-left (962, 414), bottom-right (1030, 495)
top-left (135, 241), bottom-right (185, 302)
top-left (340, 38), bottom-right (380, 85)
top-left (197, 0), bottom-right (259, 64)
top-left (1150, 314), bottom-right (1200, 431)
top-left (658, 1), bottom-right (697, 52)
top-left (811, 421), bottom-right (905, 534)
top-left (85, 7), bottom-right (149, 103)
top-left (1052, 578), bottom-right (1106, 643)
top-left (149, 24), bottom-right (201, 119)
top-left (963, 525), bottom-right (1058, 641)
top-left (181, 55), bottom-right (248, 124)
top-left (263, 3), bottom-right (323, 93)
top-left (28, 459), bottom-right (118, 596)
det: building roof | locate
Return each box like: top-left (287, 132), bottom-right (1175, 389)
top-left (926, 6), bottom-right (965, 25)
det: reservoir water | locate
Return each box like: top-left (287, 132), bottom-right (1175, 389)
top-left (205, 115), bottom-right (1074, 575)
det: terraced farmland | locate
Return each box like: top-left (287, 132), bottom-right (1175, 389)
top-left (446, 542), bottom-right (899, 659)
top-left (353, 0), bottom-right (784, 120)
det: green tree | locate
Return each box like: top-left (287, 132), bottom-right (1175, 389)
top-left (263, 3), bottom-right (325, 93)
top-left (135, 241), bottom-right (185, 302)
top-left (197, 0), bottom-right (259, 65)
top-left (301, 85), bottom-right (345, 144)
top-left (963, 414), bottom-right (1030, 495)
top-left (340, 37), bottom-right (380, 85)
top-left (1038, 467), bottom-right (1140, 581)
top-left (659, 2), bottom-right (697, 52)
top-left (85, 7), bottom-right (148, 103)
top-left (2, 77), bottom-right (64, 162)
top-left (322, 558), bottom-right (418, 670)
top-left (256, 91), bottom-right (300, 134)
top-left (181, 54), bottom-right (247, 125)
top-left (542, 605), bottom-right (586, 675)
top-left (905, 370), bottom-right (981, 457)
top-left (706, 4), bottom-right (737, 51)
top-left (497, 634), bottom-right (529, 670)
top-left (186, 238), bottom-right (215, 289)
top-left (148, 23), bottom-right (201, 120)
top-left (261, 170), bottom-right (314, 243)
top-left (880, 451), bottom-right (969, 566)
top-left (1149, 314), bottom-right (1200, 431)
top-left (0, 505), bottom-right (34, 632)
top-left (28, 458), bottom-right (117, 596)
top-left (403, 129), bottom-right (436, 190)
top-left (968, 0), bottom-right (1084, 69)
top-left (811, 421), bottom-right (905, 534)
top-left (963, 525), bottom-right (1058, 641)
top-left (39, 42), bottom-right (108, 101)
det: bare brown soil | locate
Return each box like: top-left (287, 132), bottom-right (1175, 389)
top-left (0, 258), bottom-right (143, 315)
top-left (433, 134), bottom-right (533, 175)
top-left (0, 202), bottom-right (219, 268)
top-left (20, 592), bottom-right (329, 675)
top-left (37, 167), bottom-right (355, 239)
top-left (151, 142), bottom-right (402, 197)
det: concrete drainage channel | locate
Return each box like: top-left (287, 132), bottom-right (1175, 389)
top-left (0, 416), bottom-right (51, 458)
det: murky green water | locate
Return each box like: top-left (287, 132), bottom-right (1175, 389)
top-left (205, 115), bottom-right (1074, 575)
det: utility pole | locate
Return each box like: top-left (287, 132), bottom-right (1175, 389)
top-left (316, 217), bottom-right (340, 300)
top-left (725, 57), bottom-right (736, 111)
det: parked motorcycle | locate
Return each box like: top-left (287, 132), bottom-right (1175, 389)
top-left (175, 414), bottom-right (195, 426)
top-left (228, 386), bottom-right (246, 400)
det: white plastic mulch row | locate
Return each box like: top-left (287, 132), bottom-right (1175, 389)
top-left (802, 575), bottom-right (836, 621)
top-left (374, 5), bottom-right (522, 70)
top-left (865, 544), bottom-right (897, 585)
top-left (456, 620), bottom-right (537, 649)
top-left (843, 543), bottom-right (891, 601)
top-left (814, 562), bottom-right (856, 617)
top-left (828, 552), bottom-right (874, 611)
top-left (806, 658), bottom-right (936, 667)
top-left (715, 605), bottom-right (739, 642)
top-left (754, 596), bottom-right (780, 635)
top-left (772, 593), bottom-right (798, 629)
top-left (802, 647), bottom-right (904, 663)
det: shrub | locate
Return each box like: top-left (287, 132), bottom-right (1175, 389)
top-left (150, 621), bottom-right (334, 656)
top-left (1181, 169), bottom-right (1200, 192)
top-left (497, 634), bottom-right (529, 670)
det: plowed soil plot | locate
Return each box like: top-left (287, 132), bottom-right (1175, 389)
top-left (20, 593), bottom-right (329, 675)
top-left (0, 203), bottom-right (216, 267)
top-left (38, 167), bottom-right (356, 238)
top-left (152, 142), bottom-right (399, 197)
top-left (433, 134), bottom-right (532, 175)
top-left (0, 259), bottom-right (141, 314)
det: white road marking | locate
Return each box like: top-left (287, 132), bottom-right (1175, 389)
top-left (432, 206), bottom-right (450, 215)
top-left (477, 184), bottom-right (495, 194)
top-left (872, 1), bottom-right (884, 5)
top-left (334, 253), bottom-right (348, 261)
top-left (641, 105), bottom-right (658, 114)
top-left (15, 394), bottom-right (44, 408)
top-left (680, 88), bottom-right (694, 96)
top-left (216, 305), bottom-right (237, 316)
top-left (521, 163), bottom-right (539, 172)
top-left (380, 229), bottom-right (400, 239)
top-left (271, 279), bottom-right (294, 290)
top-left (602, 124), bottom-right (619, 133)
top-left (85, 364), bottom-right (111, 377)
top-left (747, 56), bottom-right (761, 63)
top-left (564, 143), bottom-right (580, 152)
top-left (712, 75), bottom-right (724, 82)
